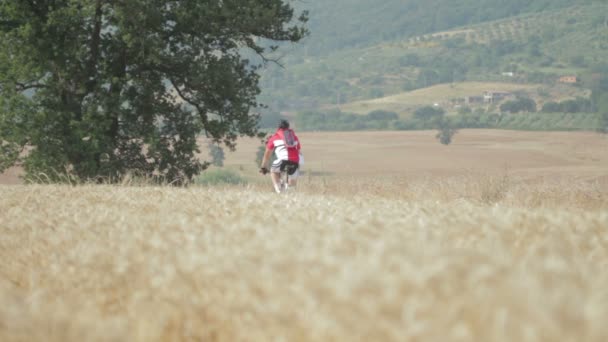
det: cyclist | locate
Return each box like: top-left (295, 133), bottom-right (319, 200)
top-left (259, 119), bottom-right (302, 193)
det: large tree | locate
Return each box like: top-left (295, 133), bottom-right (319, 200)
top-left (0, 0), bottom-right (307, 183)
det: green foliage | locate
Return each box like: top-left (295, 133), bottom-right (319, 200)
top-left (458, 106), bottom-right (473, 115)
top-left (586, 71), bottom-right (608, 132)
top-left (435, 117), bottom-right (458, 145)
top-left (295, 109), bottom-right (404, 131)
top-left (596, 93), bottom-right (608, 133)
top-left (400, 54), bottom-right (421, 67)
top-left (258, 110), bottom-right (286, 129)
top-left (367, 110), bottom-right (399, 121)
top-left (255, 144), bottom-right (266, 167)
top-left (208, 143), bottom-right (225, 167)
top-left (196, 169), bottom-right (247, 186)
top-left (500, 97), bottom-right (537, 113)
top-left (541, 102), bottom-right (562, 113)
top-left (0, 0), bottom-right (307, 183)
top-left (571, 55), bottom-right (588, 68)
top-left (294, 107), bottom-right (597, 133)
top-left (541, 98), bottom-right (594, 113)
top-left (254, 136), bottom-right (276, 168)
top-left (414, 106), bottom-right (445, 120)
top-left (294, 0), bottom-right (590, 57)
top-left (368, 88), bottom-right (385, 99)
top-left (259, 2), bottom-right (607, 111)
top-left (493, 112), bottom-right (598, 131)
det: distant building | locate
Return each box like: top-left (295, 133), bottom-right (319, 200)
top-left (558, 76), bottom-right (578, 84)
top-left (501, 72), bottom-right (515, 77)
top-left (483, 91), bottom-right (511, 103)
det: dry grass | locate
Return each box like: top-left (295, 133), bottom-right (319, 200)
top-left (1, 177), bottom-right (607, 341)
top-left (291, 174), bottom-right (608, 209)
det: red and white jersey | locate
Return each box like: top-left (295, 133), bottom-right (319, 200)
top-left (266, 129), bottom-right (301, 163)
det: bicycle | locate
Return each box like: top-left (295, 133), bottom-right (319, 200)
top-left (260, 160), bottom-right (299, 194)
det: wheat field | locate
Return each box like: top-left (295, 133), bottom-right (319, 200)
top-left (1, 176), bottom-right (608, 341)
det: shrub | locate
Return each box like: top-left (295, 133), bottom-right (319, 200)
top-left (196, 169), bottom-right (248, 186)
top-left (414, 106), bottom-right (445, 120)
top-left (500, 97), bottom-right (537, 113)
top-left (434, 117), bottom-right (458, 145)
top-left (208, 142), bottom-right (225, 167)
top-left (458, 106), bottom-right (472, 115)
top-left (541, 101), bottom-right (561, 113)
top-left (367, 110), bottom-right (399, 121)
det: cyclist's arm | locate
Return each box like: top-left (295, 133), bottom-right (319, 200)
top-left (260, 147), bottom-right (273, 169)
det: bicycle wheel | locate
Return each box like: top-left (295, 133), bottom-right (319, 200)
top-left (279, 170), bottom-right (290, 192)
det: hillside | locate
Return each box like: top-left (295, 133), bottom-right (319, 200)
top-left (258, 1), bottom-right (608, 112)
top-left (290, 0), bottom-right (598, 57)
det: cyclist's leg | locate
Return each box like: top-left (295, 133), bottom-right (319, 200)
top-left (288, 165), bottom-right (299, 188)
top-left (270, 160), bottom-right (283, 193)
top-left (271, 171), bottom-right (281, 193)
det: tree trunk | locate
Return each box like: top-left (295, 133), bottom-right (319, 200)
top-left (86, 0), bottom-right (103, 93)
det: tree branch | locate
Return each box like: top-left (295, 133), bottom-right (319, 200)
top-left (85, 0), bottom-right (104, 93)
top-left (168, 78), bottom-right (211, 136)
top-left (169, 78), bottom-right (200, 110)
top-left (243, 38), bottom-right (286, 68)
top-left (15, 81), bottom-right (47, 91)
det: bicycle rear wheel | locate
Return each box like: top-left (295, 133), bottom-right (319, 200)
top-left (279, 170), bottom-right (290, 192)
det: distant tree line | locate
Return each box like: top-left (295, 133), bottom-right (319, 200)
top-left (293, 98), bottom-right (604, 133)
top-left (295, 110), bottom-right (400, 131)
top-left (291, 67), bottom-right (608, 134)
top-left (500, 97), bottom-right (538, 113)
top-left (540, 98), bottom-right (595, 114)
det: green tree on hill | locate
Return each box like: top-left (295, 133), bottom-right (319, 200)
top-left (592, 76), bottom-right (608, 133)
top-left (541, 102), bottom-right (562, 113)
top-left (585, 66), bottom-right (608, 132)
top-left (414, 106), bottom-right (445, 120)
top-left (367, 110), bottom-right (399, 121)
top-left (0, 0), bottom-right (307, 183)
top-left (208, 142), bottom-right (225, 168)
top-left (541, 98), bottom-right (594, 113)
top-left (597, 96), bottom-right (608, 134)
top-left (500, 97), bottom-right (537, 113)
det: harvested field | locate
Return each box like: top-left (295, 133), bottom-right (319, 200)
top-left (217, 129), bottom-right (608, 182)
top-left (3, 130), bottom-right (607, 184)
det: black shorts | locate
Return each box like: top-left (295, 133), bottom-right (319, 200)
top-left (271, 160), bottom-right (299, 176)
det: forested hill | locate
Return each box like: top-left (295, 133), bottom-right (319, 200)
top-left (294, 0), bottom-right (599, 56)
top-left (257, 0), bottom-right (608, 113)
